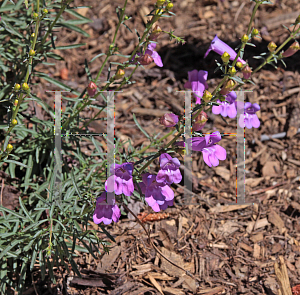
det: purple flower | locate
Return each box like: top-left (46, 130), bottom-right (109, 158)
top-left (212, 91), bottom-right (237, 118)
top-left (133, 43), bottom-right (163, 67)
top-left (139, 173), bottom-right (174, 212)
top-left (184, 69), bottom-right (208, 104)
top-left (204, 35), bottom-right (246, 64)
top-left (93, 192), bottom-right (121, 225)
top-left (156, 153), bottom-right (182, 185)
top-left (238, 102), bottom-right (260, 129)
top-left (159, 113), bottom-right (179, 127)
top-left (105, 162), bottom-right (134, 196)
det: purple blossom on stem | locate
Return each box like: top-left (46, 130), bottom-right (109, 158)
top-left (212, 91), bottom-right (237, 118)
top-left (156, 153), bottom-right (182, 185)
top-left (204, 35), bottom-right (246, 64)
top-left (105, 162), bottom-right (134, 196)
top-left (238, 102), bottom-right (260, 129)
top-left (139, 173), bottom-right (174, 212)
top-left (184, 69), bottom-right (208, 104)
top-left (132, 43), bottom-right (163, 67)
top-left (93, 192), bottom-right (121, 225)
top-left (159, 113), bottom-right (179, 127)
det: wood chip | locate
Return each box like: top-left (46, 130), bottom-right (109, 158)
top-left (147, 273), bottom-right (164, 295)
top-left (238, 242), bottom-right (253, 252)
top-left (268, 210), bottom-right (285, 234)
top-left (253, 243), bottom-right (260, 259)
top-left (250, 232), bottom-right (264, 243)
top-left (209, 204), bottom-right (251, 213)
top-left (246, 218), bottom-right (270, 233)
top-left (274, 256), bottom-right (293, 295)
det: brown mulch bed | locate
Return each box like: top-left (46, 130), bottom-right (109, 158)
top-left (11, 0), bottom-right (300, 294)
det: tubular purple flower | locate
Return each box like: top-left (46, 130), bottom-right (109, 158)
top-left (204, 35), bottom-right (246, 64)
top-left (156, 153), bottom-right (182, 185)
top-left (93, 192), bottom-right (121, 225)
top-left (212, 91), bottom-right (237, 118)
top-left (184, 69), bottom-right (208, 104)
top-left (238, 102), bottom-right (260, 129)
top-left (139, 173), bottom-right (174, 212)
top-left (133, 43), bottom-right (163, 67)
top-left (105, 162), bottom-right (134, 196)
top-left (159, 113), bottom-right (179, 127)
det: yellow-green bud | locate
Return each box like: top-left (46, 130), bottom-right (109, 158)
top-left (42, 8), bottom-right (48, 14)
top-left (14, 84), bottom-right (21, 91)
top-left (295, 15), bottom-right (300, 24)
top-left (221, 52), bottom-right (230, 63)
top-left (166, 2), bottom-right (173, 10)
top-left (268, 41), bottom-right (277, 52)
top-left (29, 49), bottom-right (35, 56)
top-left (11, 119), bottom-right (17, 126)
top-left (241, 34), bottom-right (249, 43)
top-left (236, 62), bottom-right (243, 69)
top-left (229, 67), bottom-right (236, 75)
top-left (252, 28), bottom-right (259, 36)
top-left (115, 68), bottom-right (125, 79)
top-left (31, 33), bottom-right (35, 38)
top-left (14, 99), bottom-right (19, 107)
top-left (156, 0), bottom-right (165, 6)
top-left (124, 15), bottom-right (129, 20)
top-left (202, 90), bottom-right (212, 102)
top-left (220, 79), bottom-right (236, 95)
top-left (6, 144), bottom-right (13, 152)
top-left (33, 12), bottom-right (38, 19)
top-left (22, 83), bottom-right (30, 91)
top-left (156, 9), bottom-right (162, 14)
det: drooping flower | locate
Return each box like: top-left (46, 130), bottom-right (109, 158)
top-left (156, 153), bottom-right (182, 185)
top-left (193, 110), bottom-right (208, 131)
top-left (139, 173), bottom-right (174, 212)
top-left (212, 91), bottom-right (237, 118)
top-left (105, 162), bottom-right (134, 196)
top-left (282, 41), bottom-right (300, 58)
top-left (87, 81), bottom-right (97, 97)
top-left (184, 69), bottom-right (209, 104)
top-left (204, 35), bottom-right (246, 64)
top-left (133, 43), bottom-right (163, 67)
top-left (220, 79), bottom-right (236, 95)
top-left (242, 65), bottom-right (252, 80)
top-left (159, 113), bottom-right (179, 127)
top-left (238, 102), bottom-right (260, 129)
top-left (93, 192), bottom-right (121, 225)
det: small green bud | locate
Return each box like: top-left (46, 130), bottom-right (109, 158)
top-left (109, 44), bottom-right (114, 51)
top-left (14, 99), bottom-right (19, 107)
top-left (241, 34), bottom-right (249, 43)
top-left (124, 15), bottom-right (129, 20)
top-left (22, 83), bottom-right (30, 91)
top-left (166, 2), bottom-right (173, 10)
top-left (42, 8), bottom-right (48, 14)
top-left (228, 67), bottom-right (236, 75)
top-left (29, 49), bottom-right (35, 56)
top-left (221, 52), bottom-right (230, 63)
top-left (6, 144), bottom-right (13, 152)
top-left (252, 28), bottom-right (259, 36)
top-left (268, 41), bottom-right (277, 52)
top-left (14, 84), bottom-right (21, 91)
top-left (33, 12), bottom-right (38, 19)
top-left (236, 62), bottom-right (243, 69)
top-left (295, 15), bottom-right (300, 24)
top-left (202, 90), bottom-right (212, 102)
top-left (31, 33), bottom-right (35, 38)
top-left (156, 0), bottom-right (165, 6)
top-left (11, 119), bottom-right (17, 126)
top-left (115, 68), bottom-right (125, 79)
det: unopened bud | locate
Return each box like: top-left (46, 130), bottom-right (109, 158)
top-left (228, 67), bottom-right (236, 75)
top-left (14, 99), bottom-right (19, 106)
top-left (220, 79), bottom-right (236, 95)
top-left (22, 83), bottom-right (30, 91)
top-left (159, 113), bottom-right (179, 127)
top-left (33, 12), bottom-right (38, 19)
top-left (29, 49), bottom-right (35, 56)
top-left (236, 62), bottom-right (243, 69)
top-left (31, 33), bottom-right (35, 38)
top-left (87, 81), bottom-right (97, 97)
top-left (149, 25), bottom-right (163, 40)
top-left (6, 144), bottom-right (13, 152)
top-left (221, 52), bottom-right (230, 63)
top-left (156, 0), bottom-right (165, 6)
top-left (242, 65), bottom-right (252, 80)
top-left (138, 54), bottom-right (154, 65)
top-left (43, 8), bottom-right (48, 14)
top-left (11, 119), bottom-right (17, 126)
top-left (115, 68), bottom-right (125, 79)
top-left (295, 15), bottom-right (300, 24)
top-left (268, 41), bottom-right (277, 52)
top-left (166, 2), bottom-right (173, 10)
top-left (193, 111), bottom-right (208, 131)
top-left (14, 84), bottom-right (21, 91)
top-left (241, 34), bottom-right (249, 43)
top-left (202, 90), bottom-right (212, 102)
top-left (124, 15), bottom-right (129, 20)
top-left (252, 28), bottom-right (259, 36)
top-left (282, 41), bottom-right (300, 58)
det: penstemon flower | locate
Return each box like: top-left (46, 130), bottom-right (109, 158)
top-left (159, 113), bottom-right (179, 127)
top-left (212, 91), bottom-right (237, 118)
top-left (238, 102), bottom-right (260, 129)
top-left (93, 192), bottom-right (121, 225)
top-left (133, 43), bottom-right (163, 67)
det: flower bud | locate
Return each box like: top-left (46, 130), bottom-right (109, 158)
top-left (11, 119), bottom-right (17, 126)
top-left (14, 84), bottom-right (21, 91)
top-left (295, 15), bottom-right (300, 24)
top-left (155, 9), bottom-right (162, 14)
top-left (22, 83), bottom-right (30, 91)
top-left (252, 28), bottom-right (259, 36)
top-left (115, 68), bottom-right (125, 79)
top-left (220, 79), bottom-right (236, 95)
top-left (138, 54), bottom-right (154, 65)
top-left (159, 113), bottom-right (179, 127)
top-left (242, 65), bottom-right (252, 80)
top-left (193, 111), bottom-right (208, 131)
top-left (87, 81), bottom-right (97, 97)
top-left (236, 62), bottom-right (243, 69)
top-left (33, 12), bottom-right (38, 19)
top-left (156, 0), bottom-right (165, 6)
top-left (124, 15), bottom-right (129, 20)
top-left (149, 25), bottom-right (163, 40)
top-left (241, 34), bottom-right (249, 43)
top-left (268, 41), bottom-right (277, 52)
top-left (166, 2), bottom-right (173, 10)
top-left (202, 90), bottom-right (212, 102)
top-left (6, 144), bottom-right (13, 152)
top-left (14, 99), bottom-right (19, 107)
top-left (29, 49), bottom-right (35, 56)
top-left (221, 52), bottom-right (230, 63)
top-left (31, 33), bottom-right (35, 38)
top-left (43, 8), bottom-right (48, 14)
top-left (228, 66), bottom-right (236, 75)
top-left (282, 41), bottom-right (300, 58)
